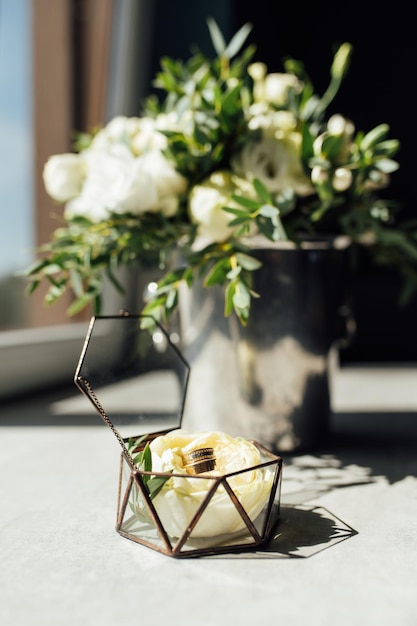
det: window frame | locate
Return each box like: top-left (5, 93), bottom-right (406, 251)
top-left (0, 0), bottom-right (116, 401)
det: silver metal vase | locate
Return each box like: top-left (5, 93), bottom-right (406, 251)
top-left (179, 237), bottom-right (352, 453)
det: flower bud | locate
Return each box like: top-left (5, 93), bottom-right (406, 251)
top-left (332, 167), bottom-right (353, 191)
top-left (311, 165), bottom-right (329, 186)
top-left (331, 43), bottom-right (352, 81)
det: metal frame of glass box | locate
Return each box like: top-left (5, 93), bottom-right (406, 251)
top-left (74, 313), bottom-right (283, 558)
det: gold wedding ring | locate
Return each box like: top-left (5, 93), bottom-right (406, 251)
top-left (184, 447), bottom-right (216, 474)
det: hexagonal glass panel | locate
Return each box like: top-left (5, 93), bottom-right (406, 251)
top-left (74, 314), bottom-right (190, 457)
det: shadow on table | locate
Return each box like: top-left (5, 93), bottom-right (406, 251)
top-left (210, 504), bottom-right (357, 559)
top-left (278, 410), bottom-right (417, 496)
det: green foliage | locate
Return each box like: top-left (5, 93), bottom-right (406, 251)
top-left (25, 18), bottom-right (414, 326)
top-left (126, 435), bottom-right (172, 499)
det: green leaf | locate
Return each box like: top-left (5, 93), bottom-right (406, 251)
top-left (224, 281), bottom-right (235, 316)
top-left (361, 124), bottom-right (390, 150)
top-left (25, 278), bottom-right (41, 295)
top-left (140, 443), bottom-right (152, 472)
top-left (165, 286), bottom-right (178, 311)
top-left (69, 268), bottom-right (84, 298)
top-left (226, 266), bottom-right (242, 280)
top-left (147, 474), bottom-right (172, 499)
top-left (375, 139), bottom-right (400, 156)
top-left (221, 84), bottom-right (242, 115)
top-left (204, 258), bottom-right (229, 286)
top-left (67, 293), bottom-right (94, 316)
top-left (259, 204), bottom-right (279, 219)
top-left (231, 194), bottom-right (260, 210)
top-left (43, 263), bottom-right (65, 275)
top-left (374, 158), bottom-right (400, 174)
top-left (23, 258), bottom-right (50, 276)
top-left (320, 134), bottom-right (345, 160)
top-left (222, 206), bottom-right (251, 218)
top-left (233, 280), bottom-right (250, 309)
top-left (235, 252), bottom-right (262, 270)
top-left (207, 17), bottom-right (226, 56)
top-left (253, 178), bottom-right (273, 204)
top-left (223, 22), bottom-right (252, 59)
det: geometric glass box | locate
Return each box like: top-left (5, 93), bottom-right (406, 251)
top-left (74, 313), bottom-right (283, 558)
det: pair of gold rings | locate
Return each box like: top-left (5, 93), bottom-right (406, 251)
top-left (184, 447), bottom-right (216, 474)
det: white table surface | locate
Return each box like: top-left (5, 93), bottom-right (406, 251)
top-left (1, 364), bottom-right (417, 626)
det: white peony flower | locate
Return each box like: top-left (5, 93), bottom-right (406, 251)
top-left (43, 153), bottom-right (86, 203)
top-left (148, 429), bottom-right (274, 538)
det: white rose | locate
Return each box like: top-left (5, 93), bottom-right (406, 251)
top-left (107, 158), bottom-right (159, 215)
top-left (64, 145), bottom-right (158, 221)
top-left (188, 171), bottom-right (240, 242)
top-left (139, 150), bottom-right (188, 217)
top-left (148, 429), bottom-right (274, 538)
top-left (232, 138), bottom-right (313, 197)
top-left (43, 153), bottom-right (86, 203)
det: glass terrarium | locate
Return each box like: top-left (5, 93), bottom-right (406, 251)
top-left (74, 313), bottom-right (283, 558)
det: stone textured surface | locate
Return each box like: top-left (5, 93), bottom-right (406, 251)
top-left (1, 365), bottom-right (416, 626)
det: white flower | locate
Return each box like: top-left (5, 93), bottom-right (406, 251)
top-left (332, 167), bottom-right (353, 192)
top-left (43, 153), bottom-right (86, 203)
top-left (90, 115), bottom-right (141, 151)
top-left (188, 171), bottom-right (241, 242)
top-left (311, 165), bottom-right (329, 186)
top-left (64, 144), bottom-right (157, 221)
top-left (249, 110), bottom-right (298, 138)
top-left (264, 72), bottom-right (303, 106)
top-left (314, 114), bottom-right (355, 165)
top-left (232, 137), bottom-right (313, 197)
top-left (64, 144), bottom-right (187, 221)
top-left (248, 63), bottom-right (303, 107)
top-left (327, 114), bottom-right (355, 137)
top-left (90, 114), bottom-right (171, 156)
top-left (130, 117), bottom-right (169, 154)
top-left (139, 150), bottom-right (188, 217)
top-left (149, 429), bottom-right (274, 538)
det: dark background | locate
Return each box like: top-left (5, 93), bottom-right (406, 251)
top-left (147, 0), bottom-right (416, 363)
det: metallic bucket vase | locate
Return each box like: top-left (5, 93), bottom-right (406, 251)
top-left (180, 238), bottom-right (351, 453)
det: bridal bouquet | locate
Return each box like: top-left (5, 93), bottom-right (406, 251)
top-left (27, 19), bottom-right (409, 325)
